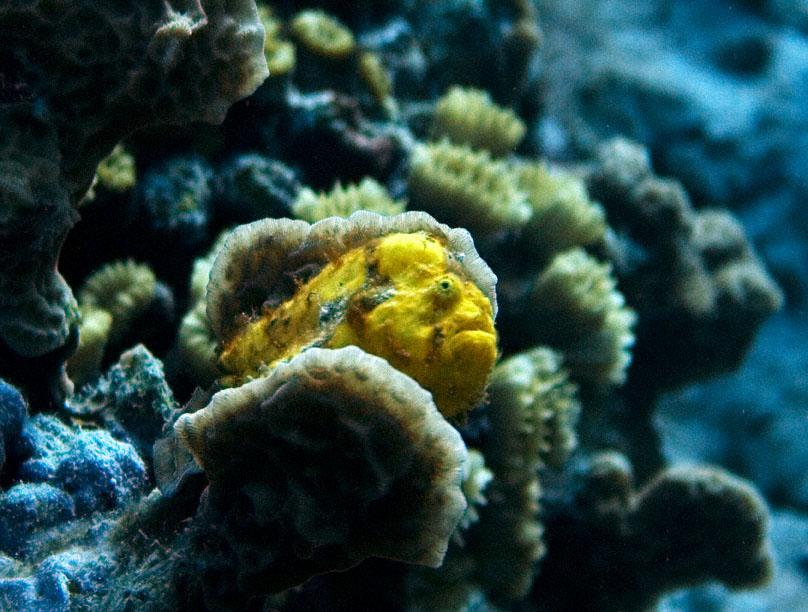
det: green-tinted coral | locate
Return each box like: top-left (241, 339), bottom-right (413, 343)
top-left (94, 145), bottom-right (137, 194)
top-left (291, 178), bottom-right (405, 223)
top-left (258, 6), bottom-right (296, 76)
top-left (290, 10), bottom-right (356, 60)
top-left (408, 141), bottom-right (531, 237)
top-left (513, 161), bottom-right (607, 263)
top-left (432, 86), bottom-right (526, 156)
top-left (66, 307), bottom-right (113, 387)
top-left (178, 232), bottom-right (230, 386)
top-left (78, 261), bottom-right (157, 345)
top-left (487, 347), bottom-right (581, 470)
top-left (188, 232), bottom-right (230, 305)
top-left (528, 249), bottom-right (636, 387)
top-left (358, 51), bottom-right (395, 106)
top-left (177, 300), bottom-right (220, 388)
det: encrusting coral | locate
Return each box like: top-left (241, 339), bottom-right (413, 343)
top-left (0, 0), bottom-right (267, 362)
top-left (168, 346), bottom-right (468, 592)
top-left (206, 211), bottom-right (498, 418)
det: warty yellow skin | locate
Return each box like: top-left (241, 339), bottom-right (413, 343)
top-left (218, 231), bottom-right (497, 418)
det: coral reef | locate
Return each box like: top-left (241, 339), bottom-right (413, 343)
top-left (534, 452), bottom-right (772, 611)
top-left (0, 0), bottom-right (267, 362)
top-left (135, 156), bottom-right (214, 249)
top-left (216, 154), bottom-right (300, 222)
top-left (92, 145), bottom-right (137, 196)
top-left (291, 10), bottom-right (356, 61)
top-left (431, 86), bottom-right (527, 156)
top-left (586, 138), bottom-right (783, 391)
top-left (0, 1), bottom-right (801, 610)
top-left (512, 161), bottom-right (606, 263)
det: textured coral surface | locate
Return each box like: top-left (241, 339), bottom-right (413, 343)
top-left (0, 0), bottom-right (804, 610)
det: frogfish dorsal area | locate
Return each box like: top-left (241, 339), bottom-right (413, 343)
top-left (218, 230), bottom-right (497, 418)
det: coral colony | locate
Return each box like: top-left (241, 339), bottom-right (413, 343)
top-left (0, 1), bottom-right (804, 610)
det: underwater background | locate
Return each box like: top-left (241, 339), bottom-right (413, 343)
top-left (0, 0), bottom-right (806, 610)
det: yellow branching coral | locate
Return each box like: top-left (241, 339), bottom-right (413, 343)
top-left (290, 10), bottom-right (355, 60)
top-left (529, 249), bottom-right (636, 387)
top-left (513, 162), bottom-right (607, 262)
top-left (432, 86), bottom-right (526, 156)
top-left (258, 6), bottom-right (296, 76)
top-left (291, 178), bottom-right (405, 223)
top-left (206, 211), bottom-right (498, 418)
top-left (78, 260), bottom-right (157, 344)
top-left (408, 141), bottom-right (531, 237)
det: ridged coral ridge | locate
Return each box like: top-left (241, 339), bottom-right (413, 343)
top-left (431, 86), bottom-right (527, 156)
top-left (529, 249), bottom-right (637, 387)
top-left (408, 140), bottom-right (532, 237)
top-left (470, 347), bottom-right (580, 602)
top-left (292, 178), bottom-right (406, 223)
top-left (513, 162), bottom-right (607, 262)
